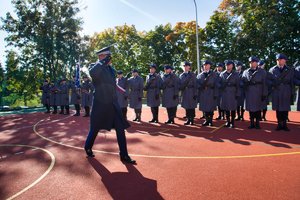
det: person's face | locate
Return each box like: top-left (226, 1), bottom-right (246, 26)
top-left (226, 64), bottom-right (233, 71)
top-left (277, 59), bottom-right (286, 66)
top-left (164, 68), bottom-right (171, 74)
top-left (217, 67), bottom-right (223, 72)
top-left (73, 77), bottom-right (76, 81)
top-left (117, 74), bottom-right (123, 78)
top-left (250, 61), bottom-right (258, 69)
top-left (203, 64), bottom-right (211, 71)
top-left (150, 68), bottom-right (156, 74)
top-left (43, 81), bottom-right (48, 85)
top-left (236, 65), bottom-right (242, 71)
top-left (184, 65), bottom-right (191, 72)
top-left (132, 72), bottom-right (138, 77)
top-left (83, 78), bottom-right (88, 82)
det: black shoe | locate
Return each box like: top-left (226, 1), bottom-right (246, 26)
top-left (275, 126), bottom-right (282, 131)
top-left (282, 126), bottom-right (290, 132)
top-left (83, 114), bottom-right (90, 117)
top-left (120, 155), bottom-right (136, 164)
top-left (149, 119), bottom-right (155, 123)
top-left (225, 122), bottom-right (230, 127)
top-left (215, 116), bottom-right (222, 120)
top-left (133, 117), bottom-right (138, 121)
top-left (248, 125), bottom-right (255, 129)
top-left (184, 120), bottom-right (191, 125)
top-left (241, 117), bottom-right (245, 121)
top-left (73, 113), bottom-right (80, 116)
top-left (183, 116), bottom-right (187, 119)
top-left (165, 120), bottom-right (172, 124)
top-left (262, 117), bottom-right (267, 121)
top-left (255, 125), bottom-right (261, 129)
top-left (202, 121), bottom-right (209, 126)
top-left (235, 116), bottom-right (241, 121)
top-left (230, 124), bottom-right (235, 128)
top-left (45, 110), bottom-right (50, 114)
top-left (52, 111), bottom-right (57, 114)
top-left (59, 111), bottom-right (64, 115)
top-left (200, 116), bottom-right (205, 119)
top-left (85, 149), bottom-right (95, 158)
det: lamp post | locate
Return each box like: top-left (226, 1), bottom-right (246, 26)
top-left (193, 0), bottom-right (200, 74)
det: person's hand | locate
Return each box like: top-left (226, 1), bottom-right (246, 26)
top-left (138, 97), bottom-right (142, 101)
top-left (193, 96), bottom-right (197, 100)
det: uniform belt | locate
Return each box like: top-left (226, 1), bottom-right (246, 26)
top-left (249, 82), bottom-right (262, 85)
top-left (187, 85), bottom-right (194, 88)
top-left (225, 84), bottom-right (236, 87)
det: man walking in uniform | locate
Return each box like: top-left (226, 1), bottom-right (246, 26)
top-left (144, 64), bottom-right (162, 123)
top-left (116, 70), bottom-right (129, 120)
top-left (269, 54), bottom-right (295, 131)
top-left (179, 61), bottom-right (198, 125)
top-left (84, 46), bottom-right (136, 164)
top-left (161, 65), bottom-right (180, 124)
top-left (242, 56), bottom-right (268, 129)
top-left (197, 60), bottom-right (219, 126)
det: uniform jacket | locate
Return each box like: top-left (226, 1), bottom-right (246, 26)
top-left (128, 76), bottom-right (144, 109)
top-left (179, 72), bottom-right (198, 109)
top-left (144, 73), bottom-right (162, 107)
top-left (161, 73), bottom-right (180, 108)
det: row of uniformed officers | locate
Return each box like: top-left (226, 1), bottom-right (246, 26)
top-left (40, 76), bottom-right (94, 116)
top-left (40, 53), bottom-right (298, 131)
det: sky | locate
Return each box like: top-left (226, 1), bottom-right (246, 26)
top-left (0, 0), bottom-right (222, 66)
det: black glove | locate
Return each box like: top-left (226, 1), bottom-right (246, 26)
top-left (261, 96), bottom-right (266, 101)
top-left (155, 94), bottom-right (159, 100)
top-left (138, 97), bottom-right (142, 102)
top-left (173, 95), bottom-right (178, 100)
top-left (124, 96), bottom-right (128, 100)
top-left (193, 96), bottom-right (197, 100)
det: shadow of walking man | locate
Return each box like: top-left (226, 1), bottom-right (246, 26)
top-left (88, 158), bottom-right (164, 200)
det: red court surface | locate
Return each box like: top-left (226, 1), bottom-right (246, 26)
top-left (1, 108), bottom-right (300, 200)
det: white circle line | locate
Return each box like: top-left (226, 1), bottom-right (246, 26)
top-left (0, 144), bottom-right (55, 200)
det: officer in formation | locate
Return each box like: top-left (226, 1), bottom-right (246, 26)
top-left (197, 60), bottom-right (219, 126)
top-left (235, 61), bottom-right (245, 121)
top-left (116, 70), bottom-right (129, 119)
top-left (128, 69), bottom-right (144, 122)
top-left (219, 60), bottom-right (240, 128)
top-left (49, 80), bottom-right (59, 114)
top-left (144, 64), bottom-right (162, 123)
top-left (40, 80), bottom-right (51, 113)
top-left (84, 46), bottom-right (136, 164)
top-left (179, 61), bottom-right (198, 125)
top-left (161, 65), bottom-right (180, 124)
top-left (58, 78), bottom-right (70, 115)
top-left (81, 75), bottom-right (94, 117)
top-left (69, 75), bottom-right (81, 116)
top-left (258, 60), bottom-right (272, 121)
top-left (215, 62), bottom-right (225, 120)
top-left (242, 56), bottom-right (268, 129)
top-left (294, 64), bottom-right (300, 112)
top-left (269, 54), bottom-right (295, 131)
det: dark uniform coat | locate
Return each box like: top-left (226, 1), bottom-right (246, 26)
top-left (116, 77), bottom-right (129, 108)
top-left (128, 76), bottom-right (144, 109)
top-left (179, 72), bottom-right (198, 109)
top-left (161, 73), bottom-right (180, 108)
top-left (219, 71), bottom-right (240, 111)
top-left (40, 84), bottom-right (50, 105)
top-left (294, 66), bottom-right (300, 111)
top-left (89, 62), bottom-right (130, 131)
top-left (197, 70), bottom-right (219, 112)
top-left (81, 80), bottom-right (94, 107)
top-left (69, 81), bottom-right (81, 105)
top-left (49, 84), bottom-right (59, 106)
top-left (269, 65), bottom-right (295, 111)
top-left (215, 71), bottom-right (223, 107)
top-left (237, 70), bottom-right (245, 107)
top-left (58, 83), bottom-right (69, 106)
top-left (242, 68), bottom-right (268, 112)
top-left (144, 73), bottom-right (162, 107)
